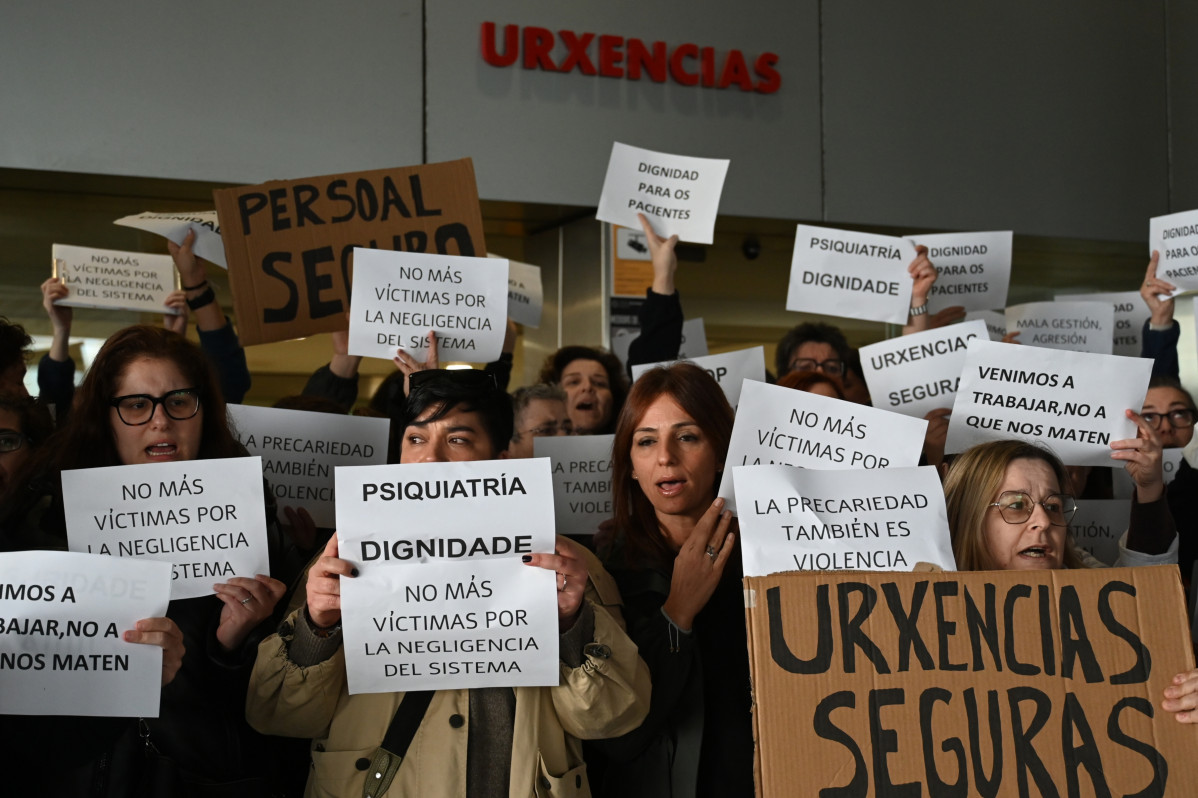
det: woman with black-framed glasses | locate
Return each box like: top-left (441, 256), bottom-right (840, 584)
top-left (0, 325), bottom-right (297, 796)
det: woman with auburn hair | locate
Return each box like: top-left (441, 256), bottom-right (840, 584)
top-left (588, 362), bottom-right (750, 797)
top-left (0, 325), bottom-right (294, 796)
top-left (776, 368), bottom-right (845, 399)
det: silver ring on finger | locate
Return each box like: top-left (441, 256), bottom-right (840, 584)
top-left (705, 545), bottom-right (717, 561)
top-left (240, 596), bottom-right (253, 605)
top-left (558, 574), bottom-right (567, 593)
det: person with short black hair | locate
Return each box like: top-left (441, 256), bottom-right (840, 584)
top-left (248, 369), bottom-right (650, 797)
top-left (0, 317), bottom-right (32, 397)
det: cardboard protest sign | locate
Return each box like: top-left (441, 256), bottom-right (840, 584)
top-left (745, 567), bottom-right (1198, 798)
top-left (596, 142), bottom-right (730, 245)
top-left (62, 458), bottom-right (270, 600)
top-left (1056, 291), bottom-right (1147, 357)
top-left (113, 210), bottom-right (226, 267)
top-left (226, 404), bottom-right (389, 528)
top-left (336, 459), bottom-right (558, 693)
top-left (1070, 499), bottom-right (1132, 566)
top-left (787, 225), bottom-right (916, 324)
top-left (1150, 208), bottom-right (1198, 296)
top-left (718, 380), bottom-right (928, 513)
top-left (945, 340), bottom-right (1152, 466)
top-left (967, 309), bottom-right (1007, 341)
top-left (348, 248), bottom-right (508, 362)
top-left (213, 159), bottom-right (485, 346)
top-left (905, 230), bottom-right (1013, 313)
top-left (0, 551), bottom-right (171, 717)
top-left (678, 317), bottom-right (708, 359)
top-left (51, 244), bottom-right (179, 315)
top-left (534, 435), bottom-right (614, 538)
top-left (734, 465), bottom-right (955, 576)
top-left (501, 255), bottom-right (543, 329)
top-left (1006, 301), bottom-right (1115, 355)
top-left (860, 320), bottom-right (988, 418)
top-left (632, 346), bottom-right (766, 408)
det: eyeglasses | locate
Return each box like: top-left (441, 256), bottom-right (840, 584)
top-left (1141, 409), bottom-right (1195, 429)
top-left (789, 358), bottom-right (845, 377)
top-left (0, 432), bottom-right (27, 454)
top-left (408, 369), bottom-right (497, 392)
top-left (109, 389), bottom-right (201, 426)
top-left (522, 422), bottom-right (573, 437)
top-left (987, 491), bottom-right (1077, 527)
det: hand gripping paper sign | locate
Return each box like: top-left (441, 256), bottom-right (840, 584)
top-left (52, 245), bottom-right (179, 315)
top-left (631, 346), bottom-right (766, 407)
top-left (213, 159), bottom-right (486, 346)
top-left (226, 404), bottom-right (390, 528)
top-left (733, 465), bottom-right (955, 577)
top-left (717, 380), bottom-right (928, 514)
top-left (860, 320), bottom-right (988, 419)
top-left (62, 458), bottom-right (271, 600)
top-left (348, 248), bottom-right (508, 363)
top-left (1006, 301), bottom-right (1115, 355)
top-left (596, 142), bottom-right (730, 245)
top-left (787, 225), bottom-right (916, 324)
top-left (0, 551), bottom-right (171, 717)
top-left (534, 435), bottom-right (614, 538)
top-left (336, 459), bottom-right (558, 694)
top-left (945, 340), bottom-right (1152, 467)
top-left (903, 231), bottom-right (1013, 314)
top-left (744, 567), bottom-right (1198, 798)
top-left (113, 210), bottom-right (226, 268)
top-left (1056, 291), bottom-right (1148, 357)
top-left (1150, 208), bottom-right (1198, 296)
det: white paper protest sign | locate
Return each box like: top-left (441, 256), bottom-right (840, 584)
top-left (1070, 500), bottom-right (1132, 566)
top-left (52, 244), bottom-right (179, 315)
top-left (860, 321), bottom-right (988, 418)
top-left (945, 340), bottom-right (1152, 466)
top-left (1112, 448), bottom-right (1184, 499)
top-left (504, 257), bottom-right (543, 329)
top-left (631, 346), bottom-right (766, 408)
top-left (967, 309), bottom-right (1007, 341)
top-left (113, 210), bottom-right (227, 268)
top-left (718, 380), bottom-right (928, 513)
top-left (1006, 301), bottom-right (1114, 355)
top-left (1055, 291), bottom-right (1146, 357)
top-left (678, 317), bottom-right (708, 359)
top-left (1149, 208), bottom-right (1198, 296)
top-left (734, 465), bottom-right (954, 576)
top-left (62, 458), bottom-right (271, 600)
top-left (787, 226), bottom-right (916, 324)
top-left (336, 459), bottom-right (558, 693)
top-left (0, 551), bottom-right (172, 717)
top-left (596, 142), bottom-right (730, 245)
top-left (534, 436), bottom-right (614, 538)
top-left (226, 404), bottom-right (389, 528)
top-left (904, 231), bottom-right (1013, 313)
top-left (348, 248), bottom-right (507, 362)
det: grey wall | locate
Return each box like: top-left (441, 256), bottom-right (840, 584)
top-left (1, 0), bottom-right (424, 182)
top-left (424, 1), bottom-right (822, 221)
top-left (822, 1), bottom-right (1170, 242)
top-left (1, 1), bottom-right (1192, 241)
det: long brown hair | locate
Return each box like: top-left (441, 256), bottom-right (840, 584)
top-left (944, 439), bottom-right (1083, 570)
top-left (611, 363), bottom-right (734, 568)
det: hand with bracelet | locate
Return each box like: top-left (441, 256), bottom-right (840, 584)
top-left (903, 244), bottom-right (937, 335)
top-left (168, 230), bottom-right (223, 322)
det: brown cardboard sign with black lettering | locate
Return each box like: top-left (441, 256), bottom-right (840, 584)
top-left (744, 567), bottom-right (1198, 797)
top-left (214, 159), bottom-right (486, 345)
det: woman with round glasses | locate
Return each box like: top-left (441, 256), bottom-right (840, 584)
top-left (945, 425), bottom-right (1176, 572)
top-left (0, 325), bottom-right (293, 795)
